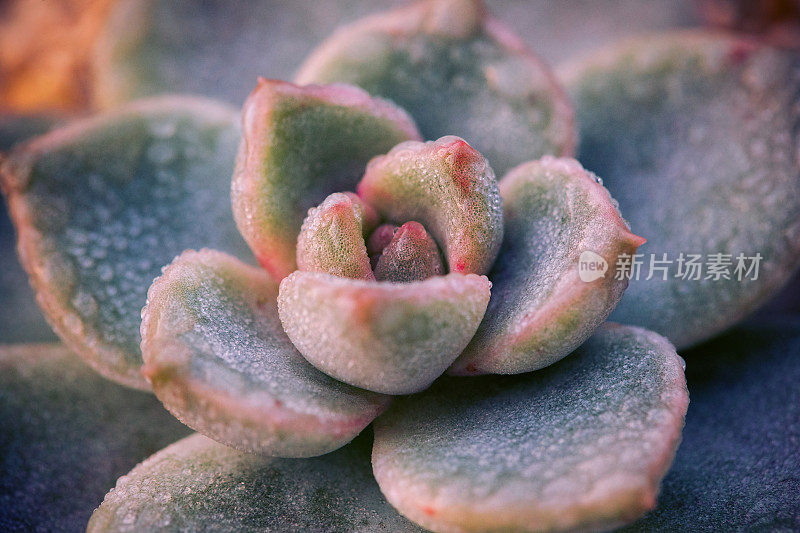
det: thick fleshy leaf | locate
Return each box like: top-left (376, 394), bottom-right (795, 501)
top-left (0, 344), bottom-right (189, 532)
top-left (0, 113), bottom-right (61, 343)
top-left (89, 0), bottom-right (697, 108)
top-left (374, 221), bottom-right (445, 282)
top-left (561, 31), bottom-right (800, 349)
top-left (91, 0), bottom-right (407, 107)
top-left (450, 157), bottom-right (645, 375)
top-left (625, 319), bottom-right (800, 530)
top-left (297, 192), bottom-right (378, 280)
top-left (141, 249), bottom-right (390, 457)
top-left (232, 79), bottom-right (421, 280)
top-left (0, 96), bottom-right (249, 389)
top-left (373, 324), bottom-right (688, 533)
top-left (296, 0), bottom-right (575, 175)
top-left (358, 136), bottom-right (503, 276)
top-left (87, 432), bottom-right (423, 532)
top-left (278, 271), bottom-right (491, 395)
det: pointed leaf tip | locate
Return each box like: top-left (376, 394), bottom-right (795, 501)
top-left (358, 136), bottom-right (503, 277)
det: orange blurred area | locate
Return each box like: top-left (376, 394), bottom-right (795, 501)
top-left (0, 0), bottom-right (113, 113)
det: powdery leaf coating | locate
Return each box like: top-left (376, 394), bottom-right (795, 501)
top-left (231, 79), bottom-right (421, 280)
top-left (140, 249), bottom-right (390, 457)
top-left (373, 324), bottom-right (689, 533)
top-left (278, 271), bottom-right (491, 395)
top-left (623, 319), bottom-right (800, 531)
top-left (87, 432), bottom-right (423, 532)
top-left (374, 221), bottom-right (445, 282)
top-left (296, 192), bottom-right (378, 280)
top-left (296, 0), bottom-right (575, 175)
top-left (450, 157), bottom-right (645, 375)
top-left (0, 344), bottom-right (190, 532)
top-left (0, 96), bottom-right (249, 389)
top-left (359, 136), bottom-right (503, 276)
top-left (561, 31), bottom-right (800, 349)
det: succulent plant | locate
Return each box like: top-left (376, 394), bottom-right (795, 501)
top-left (1, 0), bottom-right (799, 531)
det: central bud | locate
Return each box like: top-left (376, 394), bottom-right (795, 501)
top-left (368, 222), bottom-right (445, 282)
top-left (294, 136), bottom-right (503, 284)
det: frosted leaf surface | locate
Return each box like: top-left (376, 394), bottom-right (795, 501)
top-left (623, 319), bottom-right (800, 531)
top-left (296, 0), bottom-right (575, 175)
top-left (374, 221), bottom-right (445, 282)
top-left (231, 79), bottom-right (421, 280)
top-left (450, 157), bottom-right (645, 375)
top-left (358, 136), bottom-right (503, 276)
top-left (373, 324), bottom-right (688, 533)
top-left (140, 249), bottom-right (390, 457)
top-left (0, 344), bottom-right (189, 532)
top-left (87, 432), bottom-right (423, 532)
top-left (561, 31), bottom-right (800, 349)
top-left (297, 192), bottom-right (378, 280)
top-left (0, 96), bottom-right (249, 389)
top-left (278, 271), bottom-right (490, 395)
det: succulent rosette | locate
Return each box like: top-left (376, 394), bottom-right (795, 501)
top-left (2, 0), bottom-right (800, 531)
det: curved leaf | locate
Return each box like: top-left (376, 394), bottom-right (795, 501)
top-left (561, 31), bottom-right (800, 349)
top-left (296, 192), bottom-right (377, 280)
top-left (141, 249), bottom-right (389, 457)
top-left (624, 319), bottom-right (800, 530)
top-left (296, 0), bottom-right (575, 174)
top-left (232, 79), bottom-right (421, 280)
top-left (87, 432), bottom-right (423, 532)
top-left (0, 96), bottom-right (249, 389)
top-left (0, 113), bottom-right (61, 343)
top-left (373, 324), bottom-right (688, 532)
top-left (450, 156), bottom-right (644, 375)
top-left (358, 136), bottom-right (503, 275)
top-left (278, 271), bottom-right (490, 395)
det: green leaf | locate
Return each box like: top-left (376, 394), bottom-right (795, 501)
top-left (373, 221), bottom-right (445, 282)
top-left (373, 324), bottom-right (688, 532)
top-left (231, 79), bottom-right (421, 280)
top-left (0, 96), bottom-right (249, 389)
top-left (561, 31), bottom-right (800, 349)
top-left (278, 271), bottom-right (490, 395)
top-left (87, 432), bottom-right (423, 532)
top-left (296, 192), bottom-right (378, 280)
top-left (296, 0), bottom-right (575, 175)
top-left (358, 136), bottom-right (503, 276)
top-left (450, 156), bottom-right (644, 375)
top-left (141, 249), bottom-right (389, 457)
